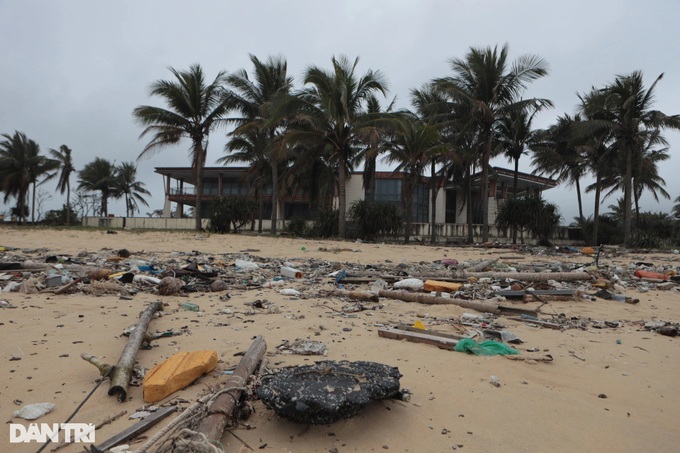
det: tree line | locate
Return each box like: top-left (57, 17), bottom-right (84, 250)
top-left (0, 134), bottom-right (150, 224)
top-left (133, 44), bottom-right (680, 246)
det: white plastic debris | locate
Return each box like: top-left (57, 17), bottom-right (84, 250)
top-left (279, 288), bottom-right (301, 296)
top-left (12, 403), bottom-right (55, 420)
top-left (393, 278), bottom-right (424, 291)
top-left (235, 259), bottom-right (259, 270)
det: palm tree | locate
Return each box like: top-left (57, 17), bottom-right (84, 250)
top-left (588, 71), bottom-right (680, 246)
top-left (227, 55), bottom-right (293, 234)
top-left (495, 105), bottom-right (548, 243)
top-left (382, 113), bottom-right (445, 243)
top-left (29, 148), bottom-right (59, 223)
top-left (672, 196), bottom-right (680, 219)
top-left (218, 127), bottom-right (271, 232)
top-left (597, 129), bottom-right (670, 225)
top-left (532, 114), bottom-right (587, 222)
top-left (279, 55), bottom-right (389, 237)
top-left (114, 162), bottom-right (151, 217)
top-left (134, 64), bottom-right (232, 230)
top-left (0, 131), bottom-right (56, 223)
top-left (45, 145), bottom-right (76, 225)
top-left (356, 94), bottom-right (396, 203)
top-left (435, 43), bottom-right (551, 242)
top-left (410, 84), bottom-right (453, 244)
top-left (0, 131), bottom-right (33, 223)
top-left (77, 157), bottom-right (118, 217)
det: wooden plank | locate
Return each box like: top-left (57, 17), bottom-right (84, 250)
top-left (90, 405), bottom-right (177, 453)
top-left (378, 327), bottom-right (459, 350)
top-left (396, 325), bottom-right (467, 340)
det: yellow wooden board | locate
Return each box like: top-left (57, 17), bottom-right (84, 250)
top-left (143, 350), bottom-right (218, 403)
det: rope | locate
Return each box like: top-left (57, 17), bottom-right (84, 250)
top-left (135, 386), bottom-right (245, 453)
top-left (173, 429), bottom-right (224, 453)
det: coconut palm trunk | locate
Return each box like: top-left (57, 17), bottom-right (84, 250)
top-left (271, 162), bottom-right (278, 234)
top-left (429, 161), bottom-right (438, 244)
top-left (480, 134), bottom-right (493, 242)
top-left (592, 179), bottom-right (602, 245)
top-left (623, 143), bottom-right (634, 246)
top-left (194, 142), bottom-right (204, 231)
top-left (338, 158), bottom-right (347, 238)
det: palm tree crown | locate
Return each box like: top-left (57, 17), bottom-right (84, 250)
top-left (281, 55), bottom-right (389, 237)
top-left (134, 64), bottom-right (232, 230)
top-left (77, 157), bottom-right (118, 217)
top-left (226, 55), bottom-right (293, 233)
top-left (45, 145), bottom-right (76, 225)
top-left (434, 43), bottom-right (551, 242)
top-left (114, 162), bottom-right (151, 217)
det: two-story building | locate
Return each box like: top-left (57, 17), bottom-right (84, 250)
top-left (155, 165), bottom-right (557, 233)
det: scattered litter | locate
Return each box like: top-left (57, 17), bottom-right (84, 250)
top-left (278, 339), bottom-right (328, 356)
top-left (12, 402), bottom-right (55, 420)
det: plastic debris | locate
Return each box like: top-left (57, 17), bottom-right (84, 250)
top-left (12, 402), bottom-right (55, 420)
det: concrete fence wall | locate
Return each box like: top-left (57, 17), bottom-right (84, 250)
top-left (83, 216), bottom-right (581, 244)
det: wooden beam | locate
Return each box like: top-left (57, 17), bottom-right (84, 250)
top-left (378, 327), bottom-right (460, 350)
top-left (89, 405), bottom-right (176, 453)
top-left (194, 336), bottom-right (267, 443)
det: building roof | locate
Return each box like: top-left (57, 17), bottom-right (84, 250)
top-left (463, 167), bottom-right (556, 191)
top-left (155, 167), bottom-right (250, 185)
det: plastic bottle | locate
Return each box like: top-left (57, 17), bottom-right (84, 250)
top-left (280, 266), bottom-right (303, 278)
top-left (180, 302), bottom-right (200, 312)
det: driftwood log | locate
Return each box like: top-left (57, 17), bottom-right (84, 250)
top-left (194, 335), bottom-right (267, 443)
top-left (378, 289), bottom-right (499, 313)
top-left (457, 271), bottom-right (593, 282)
top-left (377, 290), bottom-right (537, 316)
top-left (109, 301), bottom-right (163, 401)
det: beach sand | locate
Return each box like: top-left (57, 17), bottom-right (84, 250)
top-left (1, 228), bottom-right (679, 453)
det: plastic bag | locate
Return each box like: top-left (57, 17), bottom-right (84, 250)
top-left (393, 278), bottom-right (424, 290)
top-left (454, 338), bottom-right (519, 356)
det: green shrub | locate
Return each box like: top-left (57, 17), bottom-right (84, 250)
top-left (307, 208), bottom-right (338, 238)
top-left (286, 217), bottom-right (307, 237)
top-left (209, 195), bottom-right (256, 234)
top-left (43, 205), bottom-right (80, 225)
top-left (496, 196), bottom-right (561, 243)
top-left (348, 200), bottom-right (403, 241)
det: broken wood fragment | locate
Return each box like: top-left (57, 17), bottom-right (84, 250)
top-left (81, 353), bottom-right (112, 376)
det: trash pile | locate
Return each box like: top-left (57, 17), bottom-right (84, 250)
top-left (2, 242), bottom-right (679, 452)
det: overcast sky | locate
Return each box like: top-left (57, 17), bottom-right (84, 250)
top-left (2, 0), bottom-right (679, 223)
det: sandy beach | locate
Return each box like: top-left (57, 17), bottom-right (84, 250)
top-left (1, 227), bottom-right (679, 453)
